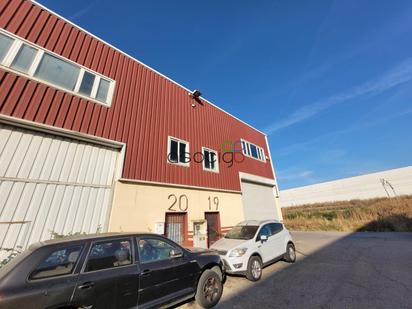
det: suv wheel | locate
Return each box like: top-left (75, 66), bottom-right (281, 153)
top-left (195, 269), bottom-right (223, 308)
top-left (284, 242), bottom-right (296, 263)
top-left (246, 256), bottom-right (262, 281)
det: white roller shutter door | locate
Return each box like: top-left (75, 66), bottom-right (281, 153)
top-left (0, 124), bottom-right (121, 257)
top-left (241, 180), bottom-right (279, 221)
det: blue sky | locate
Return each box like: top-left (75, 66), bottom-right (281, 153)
top-left (38, 0), bottom-right (412, 189)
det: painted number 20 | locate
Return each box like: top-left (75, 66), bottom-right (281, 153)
top-left (168, 194), bottom-right (189, 211)
top-left (208, 196), bottom-right (219, 210)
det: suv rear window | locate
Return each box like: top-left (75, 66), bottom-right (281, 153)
top-left (30, 246), bottom-right (82, 280)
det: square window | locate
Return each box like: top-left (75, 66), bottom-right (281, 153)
top-left (168, 137), bottom-right (189, 166)
top-left (10, 44), bottom-right (37, 73)
top-left (0, 33), bottom-right (14, 63)
top-left (79, 71), bottom-right (95, 96)
top-left (202, 147), bottom-right (218, 172)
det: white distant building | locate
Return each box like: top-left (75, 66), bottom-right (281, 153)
top-left (280, 166), bottom-right (412, 207)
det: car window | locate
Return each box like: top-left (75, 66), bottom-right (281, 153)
top-left (30, 245), bottom-right (82, 280)
top-left (257, 224), bottom-right (272, 240)
top-left (85, 239), bottom-right (132, 272)
top-left (138, 238), bottom-right (181, 263)
top-left (269, 223), bottom-right (283, 235)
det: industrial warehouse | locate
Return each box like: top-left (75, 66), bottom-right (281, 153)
top-left (0, 0), bottom-right (282, 253)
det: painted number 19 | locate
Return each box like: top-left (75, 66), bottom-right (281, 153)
top-left (208, 196), bottom-right (219, 210)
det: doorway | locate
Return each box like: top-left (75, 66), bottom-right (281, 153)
top-left (204, 212), bottom-right (221, 247)
top-left (165, 213), bottom-right (187, 245)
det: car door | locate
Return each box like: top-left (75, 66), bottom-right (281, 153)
top-left (137, 236), bottom-right (197, 308)
top-left (255, 224), bottom-right (273, 263)
top-left (24, 244), bottom-right (84, 309)
top-left (71, 237), bottom-right (139, 309)
top-left (269, 223), bottom-right (286, 258)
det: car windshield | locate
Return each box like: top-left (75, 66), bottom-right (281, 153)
top-left (224, 225), bottom-right (259, 240)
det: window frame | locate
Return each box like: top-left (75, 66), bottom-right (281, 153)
top-left (201, 146), bottom-right (219, 173)
top-left (167, 136), bottom-right (190, 167)
top-left (81, 237), bottom-right (134, 274)
top-left (0, 29), bottom-right (115, 107)
top-left (240, 138), bottom-right (266, 162)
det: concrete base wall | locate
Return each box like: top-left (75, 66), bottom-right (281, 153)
top-left (108, 181), bottom-right (245, 245)
top-left (280, 166), bottom-right (412, 207)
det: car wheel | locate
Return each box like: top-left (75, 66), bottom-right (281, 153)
top-left (195, 269), bottom-right (223, 308)
top-left (284, 242), bottom-right (296, 263)
top-left (246, 256), bottom-right (262, 281)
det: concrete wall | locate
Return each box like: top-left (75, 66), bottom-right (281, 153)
top-left (108, 181), bottom-right (245, 244)
top-left (280, 166), bottom-right (412, 207)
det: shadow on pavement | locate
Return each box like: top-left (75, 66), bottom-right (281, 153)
top-left (214, 228), bottom-right (412, 308)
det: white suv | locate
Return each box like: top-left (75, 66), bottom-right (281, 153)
top-left (210, 220), bottom-right (296, 281)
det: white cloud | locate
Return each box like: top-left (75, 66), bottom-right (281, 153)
top-left (264, 57), bottom-right (412, 135)
top-left (277, 169), bottom-right (314, 181)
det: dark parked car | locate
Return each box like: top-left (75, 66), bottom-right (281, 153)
top-left (0, 233), bottom-right (225, 309)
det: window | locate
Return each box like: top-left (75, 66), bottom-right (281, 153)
top-left (167, 136), bottom-right (189, 166)
top-left (269, 223), bottom-right (283, 235)
top-left (0, 33), bottom-right (14, 62)
top-left (138, 237), bottom-right (182, 263)
top-left (35, 53), bottom-right (80, 90)
top-left (0, 30), bottom-right (115, 106)
top-left (78, 70), bottom-right (95, 96)
top-left (10, 44), bottom-right (37, 73)
top-left (241, 139), bottom-right (266, 162)
top-left (96, 78), bottom-right (110, 102)
top-left (30, 245), bottom-right (82, 279)
top-left (257, 224), bottom-right (271, 240)
top-left (85, 239), bottom-right (132, 272)
top-left (202, 147), bottom-right (219, 172)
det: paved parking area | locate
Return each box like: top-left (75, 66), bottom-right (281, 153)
top-left (180, 232), bottom-right (412, 308)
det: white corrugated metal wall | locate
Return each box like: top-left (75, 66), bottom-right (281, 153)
top-left (0, 123), bottom-right (121, 257)
top-left (280, 166), bottom-right (412, 207)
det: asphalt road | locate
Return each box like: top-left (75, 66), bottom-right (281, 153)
top-left (180, 231), bottom-right (412, 309)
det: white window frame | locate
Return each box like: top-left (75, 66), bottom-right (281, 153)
top-left (167, 136), bottom-right (190, 167)
top-left (202, 147), bottom-right (219, 173)
top-left (240, 138), bottom-right (266, 162)
top-left (0, 29), bottom-right (115, 107)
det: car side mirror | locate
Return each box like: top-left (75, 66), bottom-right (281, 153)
top-left (260, 235), bottom-right (268, 242)
top-left (169, 249), bottom-right (183, 258)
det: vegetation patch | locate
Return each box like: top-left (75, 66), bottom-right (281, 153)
top-left (282, 195), bottom-right (412, 232)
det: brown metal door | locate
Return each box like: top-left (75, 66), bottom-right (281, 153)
top-left (205, 212), bottom-right (221, 247)
top-left (165, 213), bottom-right (187, 245)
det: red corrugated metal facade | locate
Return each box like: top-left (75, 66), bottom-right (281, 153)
top-left (0, 0), bottom-right (274, 192)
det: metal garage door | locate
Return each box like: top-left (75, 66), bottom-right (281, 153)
top-left (0, 124), bottom-right (121, 258)
top-left (241, 180), bottom-right (279, 221)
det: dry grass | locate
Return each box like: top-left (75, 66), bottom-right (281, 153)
top-left (282, 195), bottom-right (412, 232)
